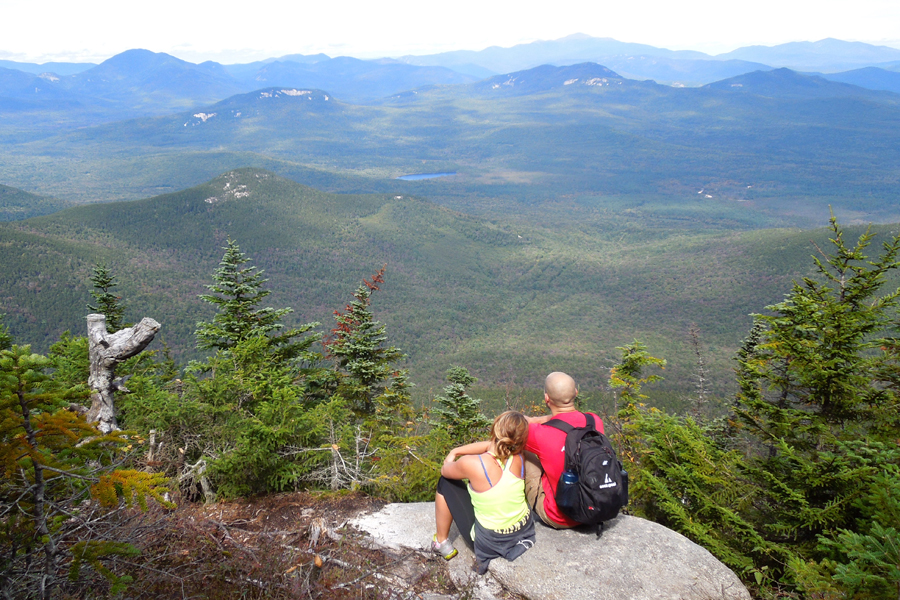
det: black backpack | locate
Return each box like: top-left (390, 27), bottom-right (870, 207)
top-left (544, 413), bottom-right (628, 527)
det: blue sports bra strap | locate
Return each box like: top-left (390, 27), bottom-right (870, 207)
top-left (478, 454), bottom-right (493, 487)
top-left (520, 455), bottom-right (524, 478)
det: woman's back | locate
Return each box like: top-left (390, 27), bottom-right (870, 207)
top-left (466, 452), bottom-right (523, 492)
top-left (468, 453), bottom-right (529, 531)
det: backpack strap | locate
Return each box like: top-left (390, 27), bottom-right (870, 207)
top-left (543, 419), bottom-right (573, 434)
top-left (544, 413), bottom-right (597, 433)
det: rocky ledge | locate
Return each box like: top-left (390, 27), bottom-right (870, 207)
top-left (351, 502), bottom-right (751, 600)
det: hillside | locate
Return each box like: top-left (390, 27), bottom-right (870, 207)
top-left (820, 66), bottom-right (900, 95)
top-left (5, 168), bottom-right (897, 408)
top-left (704, 67), bottom-right (898, 100)
top-left (0, 184), bottom-right (71, 220)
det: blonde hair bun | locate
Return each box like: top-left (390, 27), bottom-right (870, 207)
top-left (490, 411), bottom-right (529, 460)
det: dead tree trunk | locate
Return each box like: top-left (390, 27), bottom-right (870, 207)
top-left (86, 313), bottom-right (161, 433)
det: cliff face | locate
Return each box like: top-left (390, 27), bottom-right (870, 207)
top-left (352, 503), bottom-right (752, 600)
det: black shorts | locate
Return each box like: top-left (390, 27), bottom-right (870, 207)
top-left (436, 476), bottom-right (536, 573)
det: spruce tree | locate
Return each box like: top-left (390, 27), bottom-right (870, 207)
top-left (178, 241), bottom-right (325, 497)
top-left (732, 216), bottom-right (900, 592)
top-left (0, 345), bottom-right (171, 598)
top-left (326, 267), bottom-right (405, 416)
top-left (608, 339), bottom-right (666, 409)
top-left (195, 240), bottom-right (317, 361)
top-left (87, 263), bottom-right (126, 332)
top-left (432, 366), bottom-right (491, 446)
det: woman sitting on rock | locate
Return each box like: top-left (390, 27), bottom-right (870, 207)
top-left (432, 410), bottom-right (535, 574)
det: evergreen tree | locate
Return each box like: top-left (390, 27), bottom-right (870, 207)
top-left (612, 337), bottom-right (794, 588)
top-left (183, 335), bottom-right (337, 497)
top-left (373, 367), bottom-right (415, 435)
top-left (617, 403), bottom-right (785, 583)
top-left (325, 267), bottom-right (406, 416)
top-left (789, 446), bottom-right (900, 598)
top-left (617, 220), bottom-right (900, 597)
top-left (154, 240), bottom-right (329, 498)
top-left (87, 263), bottom-right (126, 332)
top-left (195, 240), bottom-right (318, 361)
top-left (0, 345), bottom-right (171, 598)
top-left (48, 331), bottom-right (90, 392)
top-left (730, 216), bottom-right (900, 593)
top-left (432, 366), bottom-right (491, 446)
top-left (608, 339), bottom-right (666, 410)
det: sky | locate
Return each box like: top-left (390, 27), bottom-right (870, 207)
top-left (2, 0), bottom-right (900, 64)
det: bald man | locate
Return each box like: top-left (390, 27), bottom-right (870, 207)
top-left (524, 372), bottom-right (604, 529)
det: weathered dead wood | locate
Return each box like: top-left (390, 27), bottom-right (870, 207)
top-left (86, 313), bottom-right (161, 433)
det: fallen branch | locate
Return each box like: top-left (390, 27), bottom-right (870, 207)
top-left (330, 551), bottom-right (415, 590)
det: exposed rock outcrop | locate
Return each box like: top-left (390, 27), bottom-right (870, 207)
top-left (352, 502), bottom-right (751, 600)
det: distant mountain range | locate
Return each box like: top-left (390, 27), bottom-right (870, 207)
top-left (715, 38), bottom-right (900, 71)
top-left (4, 35), bottom-right (900, 129)
top-left (398, 34), bottom-right (900, 83)
top-left (4, 61), bottom-right (900, 231)
top-left (0, 59), bottom-right (95, 76)
top-left (3, 37), bottom-right (900, 225)
top-left (0, 48), bottom-right (476, 126)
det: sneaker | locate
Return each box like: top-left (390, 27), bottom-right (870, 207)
top-left (431, 535), bottom-right (458, 560)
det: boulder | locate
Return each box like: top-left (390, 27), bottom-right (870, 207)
top-left (351, 502), bottom-right (751, 600)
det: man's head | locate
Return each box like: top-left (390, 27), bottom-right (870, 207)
top-left (544, 371), bottom-right (578, 411)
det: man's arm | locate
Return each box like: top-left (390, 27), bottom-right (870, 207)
top-left (445, 440), bottom-right (490, 461)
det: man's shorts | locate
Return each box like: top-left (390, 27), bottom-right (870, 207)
top-left (523, 452), bottom-right (572, 530)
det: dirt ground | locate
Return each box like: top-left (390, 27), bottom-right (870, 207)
top-left (95, 491), bottom-right (460, 599)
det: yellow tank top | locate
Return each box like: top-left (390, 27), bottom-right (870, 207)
top-left (468, 453), bottom-right (529, 531)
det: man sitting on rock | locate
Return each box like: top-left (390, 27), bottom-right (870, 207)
top-left (524, 371), bottom-right (604, 529)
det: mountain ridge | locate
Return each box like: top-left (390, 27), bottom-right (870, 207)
top-left (715, 38), bottom-right (900, 70)
top-left (704, 67), bottom-right (900, 100)
top-left (0, 184), bottom-right (72, 221)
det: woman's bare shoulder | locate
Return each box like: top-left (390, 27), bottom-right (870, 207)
top-left (441, 453), bottom-right (482, 481)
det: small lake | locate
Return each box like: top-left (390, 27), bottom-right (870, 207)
top-left (395, 172), bottom-right (457, 181)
